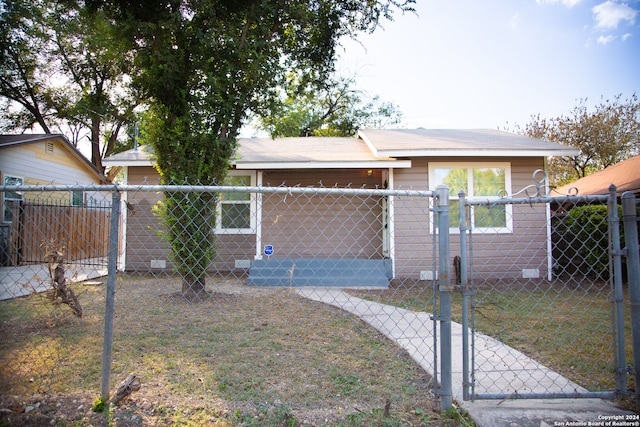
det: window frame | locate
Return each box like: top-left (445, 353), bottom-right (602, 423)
top-left (3, 174), bottom-right (24, 223)
top-left (214, 170), bottom-right (256, 235)
top-left (429, 162), bottom-right (513, 234)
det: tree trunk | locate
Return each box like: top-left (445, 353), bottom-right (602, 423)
top-left (181, 274), bottom-right (206, 298)
top-left (91, 114), bottom-right (104, 172)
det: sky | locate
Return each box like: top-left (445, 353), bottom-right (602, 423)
top-left (334, 0), bottom-right (640, 131)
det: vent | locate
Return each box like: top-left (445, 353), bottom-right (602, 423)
top-left (45, 142), bottom-right (54, 153)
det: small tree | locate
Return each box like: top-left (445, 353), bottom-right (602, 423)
top-left (520, 93), bottom-right (640, 187)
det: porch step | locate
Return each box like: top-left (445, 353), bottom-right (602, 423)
top-left (247, 258), bottom-right (392, 288)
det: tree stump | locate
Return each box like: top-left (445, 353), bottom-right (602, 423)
top-left (44, 245), bottom-right (83, 317)
top-left (108, 373), bottom-right (141, 405)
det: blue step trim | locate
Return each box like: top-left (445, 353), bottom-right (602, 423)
top-left (247, 258), bottom-right (392, 288)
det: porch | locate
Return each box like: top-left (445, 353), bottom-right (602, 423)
top-left (247, 258), bottom-right (392, 288)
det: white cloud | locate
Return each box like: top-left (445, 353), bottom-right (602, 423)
top-left (597, 34), bottom-right (616, 44)
top-left (622, 32), bottom-right (633, 41)
top-left (536, 0), bottom-right (582, 7)
top-left (592, 1), bottom-right (638, 29)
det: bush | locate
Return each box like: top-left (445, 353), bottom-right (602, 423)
top-left (553, 204), bottom-right (619, 280)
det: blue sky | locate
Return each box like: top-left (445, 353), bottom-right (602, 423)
top-left (336, 0), bottom-right (640, 130)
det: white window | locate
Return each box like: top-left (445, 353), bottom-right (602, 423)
top-left (3, 175), bottom-right (23, 223)
top-left (429, 163), bottom-right (513, 234)
top-left (215, 171), bottom-right (256, 234)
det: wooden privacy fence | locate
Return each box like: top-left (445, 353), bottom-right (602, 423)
top-left (5, 201), bottom-right (111, 266)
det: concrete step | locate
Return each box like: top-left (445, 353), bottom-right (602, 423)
top-left (247, 258), bottom-right (392, 288)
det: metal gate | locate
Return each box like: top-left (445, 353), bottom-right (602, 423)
top-left (459, 181), bottom-right (637, 401)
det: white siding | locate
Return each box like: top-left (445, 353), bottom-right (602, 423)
top-left (0, 141), bottom-right (101, 185)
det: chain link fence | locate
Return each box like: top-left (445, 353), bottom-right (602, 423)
top-left (460, 189), bottom-right (637, 402)
top-left (0, 187), bottom-right (112, 397)
top-left (1, 182), bottom-right (639, 420)
top-left (1, 183), bottom-right (453, 422)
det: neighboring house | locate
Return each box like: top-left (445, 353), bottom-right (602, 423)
top-left (0, 134), bottom-right (108, 267)
top-left (103, 128), bottom-right (578, 285)
top-left (0, 134), bottom-right (107, 211)
top-left (554, 154), bottom-right (640, 197)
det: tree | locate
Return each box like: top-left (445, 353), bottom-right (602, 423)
top-left (0, 0), bottom-right (56, 133)
top-left (259, 73), bottom-right (404, 137)
top-left (47, 2), bottom-right (138, 171)
top-left (519, 93), bottom-right (640, 187)
top-left (92, 0), bottom-right (414, 297)
top-left (0, 0), bottom-right (138, 170)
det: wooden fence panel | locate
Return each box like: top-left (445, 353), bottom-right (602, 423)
top-left (10, 202), bottom-right (111, 265)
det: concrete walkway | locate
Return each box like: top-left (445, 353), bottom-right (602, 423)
top-left (0, 258), bottom-right (107, 300)
top-left (297, 288), bottom-right (636, 426)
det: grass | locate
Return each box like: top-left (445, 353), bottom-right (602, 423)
top-left (0, 275), bottom-right (473, 426)
top-left (351, 278), bottom-right (636, 397)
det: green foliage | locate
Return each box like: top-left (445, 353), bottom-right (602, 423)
top-left (0, 0), bottom-right (138, 169)
top-left (92, 397), bottom-right (107, 412)
top-left (520, 93), bottom-right (640, 187)
top-left (442, 406), bottom-right (474, 427)
top-left (233, 405), bottom-right (298, 427)
top-left (0, 0), bottom-right (54, 133)
top-left (108, 0), bottom-right (414, 289)
top-left (259, 73), bottom-right (404, 137)
top-left (559, 205), bottom-right (613, 279)
top-left (3, 0), bottom-right (415, 288)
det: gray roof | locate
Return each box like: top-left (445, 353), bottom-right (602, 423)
top-left (103, 129), bottom-right (579, 169)
top-left (235, 136), bottom-right (407, 169)
top-left (103, 137), bottom-right (410, 169)
top-left (101, 144), bottom-right (156, 166)
top-left (358, 129), bottom-right (580, 157)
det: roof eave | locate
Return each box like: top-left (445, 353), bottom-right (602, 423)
top-left (102, 160), bottom-right (154, 167)
top-left (374, 149), bottom-right (581, 158)
top-left (235, 160), bottom-right (412, 170)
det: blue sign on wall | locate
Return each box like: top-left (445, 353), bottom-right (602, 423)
top-left (264, 245), bottom-right (274, 256)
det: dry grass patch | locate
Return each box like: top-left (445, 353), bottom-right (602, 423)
top-left (0, 275), bottom-right (473, 426)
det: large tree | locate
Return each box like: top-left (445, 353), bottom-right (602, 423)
top-left (92, 0), bottom-right (414, 296)
top-left (0, 0), bottom-right (138, 170)
top-left (259, 73), bottom-right (404, 137)
top-left (0, 0), bottom-right (56, 133)
top-left (519, 93), bottom-right (640, 187)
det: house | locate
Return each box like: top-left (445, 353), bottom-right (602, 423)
top-left (0, 134), bottom-right (108, 268)
top-left (0, 134), bottom-right (107, 210)
top-left (103, 128), bottom-right (578, 286)
top-left (553, 154), bottom-right (640, 197)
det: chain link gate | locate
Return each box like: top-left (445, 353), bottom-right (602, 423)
top-left (458, 179), bottom-right (636, 403)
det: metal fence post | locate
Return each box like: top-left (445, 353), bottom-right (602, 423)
top-left (458, 190), bottom-right (471, 401)
top-left (622, 191), bottom-right (640, 408)
top-left (609, 184), bottom-right (627, 394)
top-left (101, 189), bottom-right (121, 401)
top-left (436, 185), bottom-right (453, 410)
